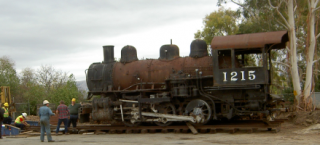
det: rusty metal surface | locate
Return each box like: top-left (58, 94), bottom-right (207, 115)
top-left (80, 107), bottom-right (92, 114)
top-left (211, 31), bottom-right (288, 50)
top-left (112, 56), bottom-right (213, 90)
top-left (92, 109), bottom-right (113, 121)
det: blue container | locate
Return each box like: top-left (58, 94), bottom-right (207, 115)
top-left (2, 125), bottom-right (20, 136)
top-left (26, 121), bottom-right (39, 126)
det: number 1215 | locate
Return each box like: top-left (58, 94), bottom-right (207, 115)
top-left (222, 71), bottom-right (256, 82)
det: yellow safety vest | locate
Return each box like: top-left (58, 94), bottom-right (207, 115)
top-left (15, 115), bottom-right (25, 124)
top-left (2, 107), bottom-right (9, 117)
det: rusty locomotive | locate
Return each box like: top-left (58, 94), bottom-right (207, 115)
top-left (82, 31), bottom-right (288, 126)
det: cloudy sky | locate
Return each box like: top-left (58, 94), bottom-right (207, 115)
top-left (0, 0), bottom-right (237, 81)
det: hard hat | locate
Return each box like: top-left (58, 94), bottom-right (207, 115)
top-left (72, 98), bottom-right (76, 102)
top-left (43, 100), bottom-right (50, 105)
top-left (4, 102), bottom-right (9, 106)
top-left (22, 113), bottom-right (27, 118)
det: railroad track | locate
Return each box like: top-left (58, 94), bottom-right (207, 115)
top-left (28, 119), bottom-right (285, 134)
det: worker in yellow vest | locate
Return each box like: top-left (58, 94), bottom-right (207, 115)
top-left (14, 113), bottom-right (29, 130)
top-left (2, 102), bottom-right (12, 124)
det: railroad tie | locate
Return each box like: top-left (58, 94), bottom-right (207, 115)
top-left (186, 122), bottom-right (198, 135)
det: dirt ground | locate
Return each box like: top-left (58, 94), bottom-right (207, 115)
top-left (2, 110), bottom-right (318, 145)
top-left (1, 122), bottom-right (320, 145)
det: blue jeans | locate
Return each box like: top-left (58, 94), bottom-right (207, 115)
top-left (68, 115), bottom-right (78, 128)
top-left (40, 118), bottom-right (53, 141)
top-left (56, 118), bottom-right (68, 134)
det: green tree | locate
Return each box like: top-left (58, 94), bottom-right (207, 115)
top-left (49, 74), bottom-right (84, 106)
top-left (196, 2), bottom-right (291, 95)
top-left (0, 56), bottom-right (20, 97)
top-left (194, 7), bottom-right (240, 44)
top-left (18, 66), bottom-right (85, 115)
top-left (218, 0), bottom-right (320, 109)
top-left (19, 68), bottom-right (46, 115)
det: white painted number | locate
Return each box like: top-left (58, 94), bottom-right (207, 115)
top-left (240, 71), bottom-right (245, 81)
top-left (222, 70), bottom-right (256, 82)
top-left (248, 71), bottom-right (256, 80)
top-left (223, 72), bottom-right (227, 82)
top-left (230, 71), bottom-right (238, 81)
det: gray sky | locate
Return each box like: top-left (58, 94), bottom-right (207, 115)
top-left (0, 0), bottom-right (237, 81)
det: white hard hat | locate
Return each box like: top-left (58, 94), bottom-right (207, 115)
top-left (43, 100), bottom-right (49, 105)
top-left (22, 113), bottom-right (27, 118)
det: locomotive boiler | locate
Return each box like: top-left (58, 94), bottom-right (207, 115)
top-left (83, 31), bottom-right (288, 126)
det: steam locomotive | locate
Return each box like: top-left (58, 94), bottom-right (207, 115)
top-left (82, 31), bottom-right (288, 126)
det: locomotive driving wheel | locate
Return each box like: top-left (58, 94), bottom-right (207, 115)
top-left (185, 99), bottom-right (212, 125)
top-left (154, 103), bottom-right (176, 126)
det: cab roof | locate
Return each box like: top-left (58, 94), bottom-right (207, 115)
top-left (211, 31), bottom-right (288, 50)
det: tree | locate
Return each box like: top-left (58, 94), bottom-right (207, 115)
top-left (303, 0), bottom-right (320, 106)
top-left (194, 7), bottom-right (240, 44)
top-left (19, 67), bottom-right (46, 114)
top-left (0, 56), bottom-right (20, 96)
top-left (49, 74), bottom-right (84, 106)
top-left (218, 0), bottom-right (320, 109)
top-left (18, 65), bottom-right (85, 114)
top-left (37, 65), bottom-right (68, 93)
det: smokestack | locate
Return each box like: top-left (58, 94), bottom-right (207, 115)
top-left (103, 45), bottom-right (114, 63)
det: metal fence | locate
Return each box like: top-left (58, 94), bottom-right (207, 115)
top-left (14, 103), bottom-right (30, 120)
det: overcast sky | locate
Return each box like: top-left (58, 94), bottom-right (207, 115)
top-left (0, 0), bottom-right (238, 81)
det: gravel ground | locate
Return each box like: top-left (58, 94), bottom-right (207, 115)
top-left (1, 122), bottom-right (320, 145)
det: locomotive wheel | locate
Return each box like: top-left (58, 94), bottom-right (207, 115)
top-left (154, 103), bottom-right (176, 126)
top-left (185, 99), bottom-right (212, 125)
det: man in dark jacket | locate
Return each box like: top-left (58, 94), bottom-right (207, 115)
top-left (68, 98), bottom-right (81, 129)
top-left (0, 103), bottom-right (5, 139)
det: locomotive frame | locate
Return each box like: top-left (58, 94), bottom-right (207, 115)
top-left (82, 31), bottom-right (288, 126)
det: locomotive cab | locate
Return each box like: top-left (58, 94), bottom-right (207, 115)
top-left (209, 31), bottom-right (289, 120)
top-left (212, 48), bottom-right (267, 86)
top-left (211, 31), bottom-right (289, 87)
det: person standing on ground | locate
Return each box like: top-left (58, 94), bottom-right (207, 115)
top-left (2, 102), bottom-right (12, 124)
top-left (39, 100), bottom-right (55, 142)
top-left (55, 100), bottom-right (69, 135)
top-left (14, 113), bottom-right (29, 130)
top-left (68, 98), bottom-right (81, 129)
top-left (0, 103), bottom-right (4, 139)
